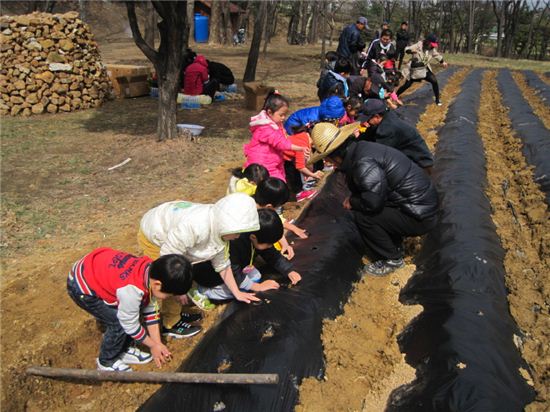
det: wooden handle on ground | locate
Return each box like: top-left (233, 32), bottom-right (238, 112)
top-left (26, 366), bottom-right (279, 385)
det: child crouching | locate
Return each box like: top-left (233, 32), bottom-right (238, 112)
top-left (67, 248), bottom-right (193, 371)
top-left (192, 209), bottom-right (302, 301)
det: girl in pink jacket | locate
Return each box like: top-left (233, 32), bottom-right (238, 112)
top-left (244, 90), bottom-right (309, 181)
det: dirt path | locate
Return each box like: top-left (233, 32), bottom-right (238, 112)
top-left (478, 70), bottom-right (550, 411)
top-left (416, 67), bottom-right (470, 150)
top-left (511, 71), bottom-right (550, 130)
top-left (296, 266), bottom-right (421, 412)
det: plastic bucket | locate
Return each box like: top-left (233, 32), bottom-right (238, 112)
top-left (194, 14), bottom-right (209, 43)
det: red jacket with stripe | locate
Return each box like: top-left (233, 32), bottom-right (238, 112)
top-left (70, 248), bottom-right (160, 342)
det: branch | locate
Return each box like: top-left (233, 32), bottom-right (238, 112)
top-left (126, 1), bottom-right (159, 65)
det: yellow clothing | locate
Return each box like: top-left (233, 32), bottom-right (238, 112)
top-left (227, 176), bottom-right (258, 196)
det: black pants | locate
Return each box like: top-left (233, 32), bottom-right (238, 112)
top-left (67, 276), bottom-right (132, 364)
top-left (203, 79), bottom-right (219, 99)
top-left (396, 47), bottom-right (406, 69)
top-left (354, 207), bottom-right (437, 260)
top-left (284, 160), bottom-right (303, 195)
top-left (397, 70), bottom-right (440, 102)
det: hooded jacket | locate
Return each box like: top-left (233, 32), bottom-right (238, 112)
top-left (337, 23), bottom-right (365, 58)
top-left (139, 193), bottom-right (260, 272)
top-left (339, 140), bottom-right (438, 220)
top-left (284, 96), bottom-right (345, 134)
top-left (317, 71), bottom-right (349, 101)
top-left (184, 55), bottom-right (209, 95)
top-left (364, 110), bottom-right (434, 168)
top-left (244, 110), bottom-right (292, 181)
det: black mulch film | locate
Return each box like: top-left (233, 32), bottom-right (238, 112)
top-left (498, 69), bottom-right (550, 204)
top-left (396, 67), bottom-right (459, 124)
top-left (522, 70), bottom-right (550, 103)
top-left (386, 69), bottom-right (535, 412)
top-left (139, 173), bottom-right (367, 412)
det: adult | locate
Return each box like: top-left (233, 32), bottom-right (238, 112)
top-left (397, 33), bottom-right (448, 106)
top-left (284, 96), bottom-right (345, 135)
top-left (206, 60), bottom-right (235, 88)
top-left (317, 59), bottom-right (352, 102)
top-left (358, 99), bottom-right (434, 172)
top-left (309, 122), bottom-right (438, 276)
top-left (395, 22), bottom-right (410, 69)
top-left (336, 17), bottom-right (369, 75)
top-left (374, 21), bottom-right (390, 40)
top-left (348, 75), bottom-right (385, 101)
top-left (183, 54), bottom-right (219, 99)
top-left (363, 29), bottom-right (396, 76)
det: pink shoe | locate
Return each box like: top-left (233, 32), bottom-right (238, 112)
top-left (296, 189), bottom-right (318, 202)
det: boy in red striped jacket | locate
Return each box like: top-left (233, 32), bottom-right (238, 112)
top-left (67, 248), bottom-right (194, 371)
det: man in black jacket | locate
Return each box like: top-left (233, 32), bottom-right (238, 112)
top-left (310, 122), bottom-right (438, 276)
top-left (358, 99), bottom-right (434, 172)
top-left (337, 17), bottom-right (369, 74)
top-left (364, 29), bottom-right (396, 76)
top-left (396, 22), bottom-right (410, 69)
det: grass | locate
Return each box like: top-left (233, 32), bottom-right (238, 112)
top-left (446, 53), bottom-right (550, 72)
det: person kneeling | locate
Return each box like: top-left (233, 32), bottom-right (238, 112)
top-left (192, 208), bottom-right (302, 301)
top-left (310, 122), bottom-right (439, 276)
top-left (66, 249), bottom-right (193, 371)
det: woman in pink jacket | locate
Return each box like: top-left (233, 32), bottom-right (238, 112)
top-left (244, 90), bottom-right (309, 181)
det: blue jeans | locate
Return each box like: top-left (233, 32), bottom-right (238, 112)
top-left (67, 276), bottom-right (131, 364)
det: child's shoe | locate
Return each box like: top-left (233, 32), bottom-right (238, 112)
top-left (361, 258), bottom-right (405, 277)
top-left (296, 189), bottom-right (318, 202)
top-left (162, 319), bottom-right (202, 338)
top-left (179, 311), bottom-right (203, 323)
top-left (187, 287), bottom-right (215, 311)
top-left (120, 347), bottom-right (153, 365)
top-left (96, 358), bottom-right (132, 372)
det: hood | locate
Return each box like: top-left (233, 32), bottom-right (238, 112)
top-left (213, 193), bottom-right (259, 237)
top-left (194, 55), bottom-right (208, 68)
top-left (249, 110), bottom-right (279, 132)
top-left (319, 96), bottom-right (345, 120)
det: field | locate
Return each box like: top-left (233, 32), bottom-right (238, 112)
top-left (2, 35), bottom-right (549, 412)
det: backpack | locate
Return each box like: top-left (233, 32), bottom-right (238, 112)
top-left (410, 59), bottom-right (427, 80)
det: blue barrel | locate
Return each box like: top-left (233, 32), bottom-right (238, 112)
top-left (194, 14), bottom-right (209, 43)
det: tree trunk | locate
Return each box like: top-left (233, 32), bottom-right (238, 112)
top-left (467, 0), bottom-right (474, 53)
top-left (127, 1), bottom-right (188, 141)
top-left (320, 0), bottom-right (327, 69)
top-left (221, 0), bottom-right (232, 44)
top-left (243, 1), bottom-right (267, 82)
top-left (528, 1), bottom-right (549, 58)
top-left (210, 0), bottom-right (222, 44)
top-left (144, 1), bottom-right (156, 49)
top-left (287, 1), bottom-right (300, 44)
top-left (187, 0), bottom-right (195, 45)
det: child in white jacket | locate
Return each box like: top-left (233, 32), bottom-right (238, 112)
top-left (138, 193), bottom-right (260, 337)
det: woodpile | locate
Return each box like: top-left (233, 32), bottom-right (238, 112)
top-left (0, 11), bottom-right (111, 116)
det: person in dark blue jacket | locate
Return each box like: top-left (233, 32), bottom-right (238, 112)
top-left (284, 96), bottom-right (346, 135)
top-left (337, 17), bottom-right (369, 74)
top-left (317, 59), bottom-right (353, 101)
top-left (309, 122), bottom-right (438, 276)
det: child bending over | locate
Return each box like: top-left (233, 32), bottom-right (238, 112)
top-left (227, 163), bottom-right (269, 196)
top-left (67, 249), bottom-right (193, 371)
top-left (244, 90), bottom-right (309, 181)
top-left (192, 209), bottom-right (302, 302)
top-left (284, 132), bottom-right (323, 202)
top-left (339, 96), bottom-right (363, 126)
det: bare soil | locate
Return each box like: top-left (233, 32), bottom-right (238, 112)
top-left (511, 71), bottom-right (550, 130)
top-left (478, 71), bottom-right (550, 411)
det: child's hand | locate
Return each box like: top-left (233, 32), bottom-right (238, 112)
top-left (302, 146), bottom-right (311, 157)
top-left (281, 244), bottom-right (295, 259)
top-left (291, 227), bottom-right (308, 239)
top-left (151, 342), bottom-right (172, 368)
top-left (258, 279), bottom-right (280, 291)
top-left (442, 62), bottom-right (449, 68)
top-left (176, 294), bottom-right (190, 305)
top-left (288, 271), bottom-right (302, 285)
top-left (235, 290), bottom-right (260, 303)
top-left (312, 171), bottom-right (324, 179)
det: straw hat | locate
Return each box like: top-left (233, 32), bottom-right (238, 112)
top-left (308, 122), bottom-right (361, 164)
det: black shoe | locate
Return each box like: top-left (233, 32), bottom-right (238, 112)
top-left (361, 258), bottom-right (405, 277)
top-left (162, 319), bottom-right (202, 339)
top-left (179, 311), bottom-right (203, 323)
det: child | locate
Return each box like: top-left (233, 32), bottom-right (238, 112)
top-left (191, 208), bottom-right (302, 302)
top-left (339, 96), bottom-right (363, 126)
top-left (138, 193), bottom-right (260, 321)
top-left (244, 90), bottom-right (309, 181)
top-left (284, 132), bottom-right (323, 202)
top-left (227, 163), bottom-right (269, 196)
top-left (66, 248), bottom-right (194, 371)
top-left (254, 177), bottom-right (308, 258)
top-left (317, 58), bottom-right (352, 101)
top-left (284, 96), bottom-right (345, 135)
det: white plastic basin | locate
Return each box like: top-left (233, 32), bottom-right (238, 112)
top-left (177, 123), bottom-right (205, 136)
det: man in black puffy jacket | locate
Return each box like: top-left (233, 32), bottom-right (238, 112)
top-left (309, 122), bottom-right (438, 276)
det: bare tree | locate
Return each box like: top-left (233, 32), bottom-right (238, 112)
top-left (221, 0), bottom-right (233, 44)
top-left (144, 1), bottom-right (156, 49)
top-left (243, 1), bottom-right (268, 82)
top-left (126, 1), bottom-right (189, 141)
top-left (210, 0), bottom-right (222, 44)
top-left (187, 0), bottom-right (195, 44)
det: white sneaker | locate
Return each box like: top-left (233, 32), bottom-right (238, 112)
top-left (96, 358), bottom-right (132, 372)
top-left (119, 347), bottom-right (153, 365)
